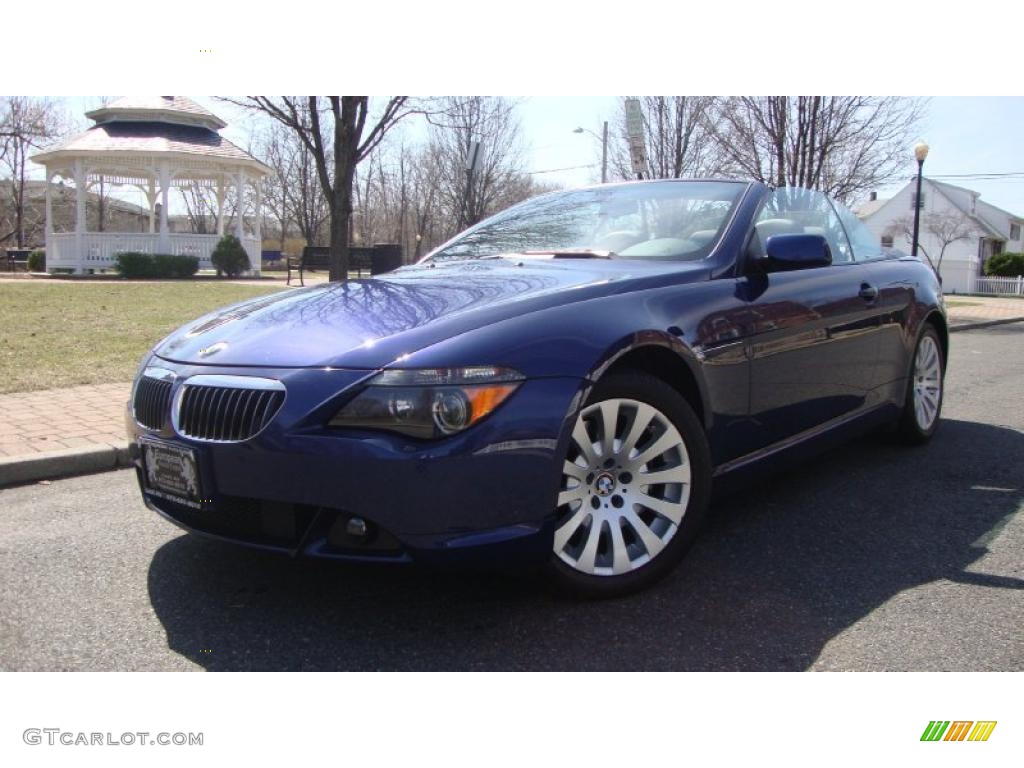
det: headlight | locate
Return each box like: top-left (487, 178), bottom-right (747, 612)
top-left (130, 353), bottom-right (153, 400)
top-left (329, 366), bottom-right (524, 439)
top-left (134, 352), bottom-right (153, 378)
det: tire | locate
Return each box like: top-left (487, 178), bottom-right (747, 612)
top-left (546, 370), bottom-right (712, 598)
top-left (895, 324), bottom-right (944, 444)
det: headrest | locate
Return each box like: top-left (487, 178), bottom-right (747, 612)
top-left (754, 218), bottom-right (800, 239)
top-left (688, 229), bottom-right (717, 245)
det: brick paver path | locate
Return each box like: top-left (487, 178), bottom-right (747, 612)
top-left (0, 297), bottom-right (1021, 468)
top-left (0, 382), bottom-right (130, 459)
top-left (945, 296), bottom-right (1024, 326)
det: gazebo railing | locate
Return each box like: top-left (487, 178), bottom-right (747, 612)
top-left (47, 233), bottom-right (261, 274)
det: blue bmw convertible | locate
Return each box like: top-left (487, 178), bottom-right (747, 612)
top-left (128, 180), bottom-right (946, 596)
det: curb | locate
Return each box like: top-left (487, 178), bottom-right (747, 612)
top-left (0, 443), bottom-right (134, 488)
top-left (949, 316), bottom-right (1024, 333)
top-left (2, 315), bottom-right (1021, 488)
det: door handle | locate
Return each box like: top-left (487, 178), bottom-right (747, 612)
top-left (859, 283), bottom-right (879, 301)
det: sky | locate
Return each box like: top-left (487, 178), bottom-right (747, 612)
top-left (32, 96), bottom-right (1024, 217)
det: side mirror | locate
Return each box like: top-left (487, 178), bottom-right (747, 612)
top-left (763, 234), bottom-right (832, 271)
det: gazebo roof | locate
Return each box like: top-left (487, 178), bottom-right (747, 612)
top-left (32, 96), bottom-right (269, 176)
top-left (86, 96), bottom-right (227, 130)
top-left (37, 122), bottom-right (257, 163)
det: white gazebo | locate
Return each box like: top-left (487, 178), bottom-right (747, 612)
top-left (31, 96), bottom-right (270, 274)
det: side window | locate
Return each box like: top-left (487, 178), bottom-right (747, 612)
top-left (751, 187), bottom-right (853, 263)
top-left (830, 198), bottom-right (882, 261)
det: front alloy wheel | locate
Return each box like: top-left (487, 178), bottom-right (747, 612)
top-left (549, 371), bottom-right (711, 597)
top-left (556, 398), bottom-right (690, 575)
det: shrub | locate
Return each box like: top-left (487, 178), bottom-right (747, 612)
top-left (984, 252), bottom-right (1024, 277)
top-left (211, 235), bottom-right (250, 277)
top-left (114, 252), bottom-right (199, 279)
top-left (27, 249), bottom-right (45, 272)
top-left (153, 253), bottom-right (200, 278)
top-left (114, 252), bottom-right (155, 278)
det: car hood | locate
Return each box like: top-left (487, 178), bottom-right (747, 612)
top-left (155, 257), bottom-right (708, 369)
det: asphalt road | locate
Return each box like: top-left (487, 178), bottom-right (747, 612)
top-left (1, 325), bottom-right (1022, 671)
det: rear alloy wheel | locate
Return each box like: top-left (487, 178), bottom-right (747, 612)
top-left (549, 371), bottom-right (711, 597)
top-left (896, 324), bottom-right (944, 444)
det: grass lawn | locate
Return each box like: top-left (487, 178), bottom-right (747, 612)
top-left (0, 281), bottom-right (286, 394)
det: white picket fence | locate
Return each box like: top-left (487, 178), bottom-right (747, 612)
top-left (47, 233), bottom-right (261, 275)
top-left (968, 274), bottom-right (1024, 296)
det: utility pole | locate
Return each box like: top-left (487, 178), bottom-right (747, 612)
top-left (462, 140), bottom-right (482, 229)
top-left (601, 121), bottom-right (608, 184)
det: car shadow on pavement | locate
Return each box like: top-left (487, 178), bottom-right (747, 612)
top-left (147, 418), bottom-right (1023, 671)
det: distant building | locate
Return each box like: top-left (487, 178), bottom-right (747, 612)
top-left (855, 179), bottom-right (1024, 293)
top-left (1, 180), bottom-right (150, 247)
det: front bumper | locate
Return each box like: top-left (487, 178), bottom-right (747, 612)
top-left (129, 360), bottom-right (585, 566)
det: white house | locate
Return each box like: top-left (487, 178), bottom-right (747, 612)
top-left (855, 179), bottom-right (1024, 293)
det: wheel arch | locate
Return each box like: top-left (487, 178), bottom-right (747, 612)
top-left (589, 335), bottom-right (711, 432)
top-left (924, 310), bottom-right (949, 369)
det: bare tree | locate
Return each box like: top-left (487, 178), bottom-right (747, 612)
top-left (222, 96), bottom-right (415, 280)
top-left (256, 131), bottom-right (290, 249)
top-left (409, 144), bottom-right (443, 259)
top-left (891, 211), bottom-right (977, 272)
top-left (356, 143), bottom-right (412, 248)
top-left (608, 96), bottom-right (725, 181)
top-left (351, 123), bottom-right (552, 263)
top-left (427, 97), bottom-right (527, 232)
top-left (0, 97), bottom-right (65, 247)
top-left (352, 140), bottom-right (438, 259)
top-left (254, 123), bottom-right (304, 249)
top-left (707, 97), bottom-right (925, 203)
top-left (179, 181), bottom-right (223, 234)
top-left (254, 113), bottom-right (329, 248)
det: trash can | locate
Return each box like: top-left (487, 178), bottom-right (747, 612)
top-left (371, 244), bottom-right (403, 275)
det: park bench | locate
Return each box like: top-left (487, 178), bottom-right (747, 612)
top-left (5, 248), bottom-right (32, 272)
top-left (285, 247), bottom-right (321, 285)
top-left (287, 245), bottom-right (400, 286)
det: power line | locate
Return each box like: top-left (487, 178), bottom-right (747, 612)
top-left (941, 178), bottom-right (1024, 184)
top-left (527, 163), bottom-right (597, 175)
top-left (922, 172), bottom-right (1024, 180)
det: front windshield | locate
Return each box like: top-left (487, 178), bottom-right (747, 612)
top-left (428, 180), bottom-right (747, 262)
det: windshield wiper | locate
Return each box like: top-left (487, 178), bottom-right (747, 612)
top-left (520, 249), bottom-right (615, 259)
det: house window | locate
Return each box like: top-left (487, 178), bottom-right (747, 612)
top-left (881, 235), bottom-right (894, 249)
top-left (911, 191), bottom-right (925, 210)
top-left (1011, 223), bottom-right (1021, 241)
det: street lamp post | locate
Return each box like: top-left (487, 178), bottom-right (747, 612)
top-left (574, 122), bottom-right (608, 183)
top-left (911, 141), bottom-right (929, 259)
